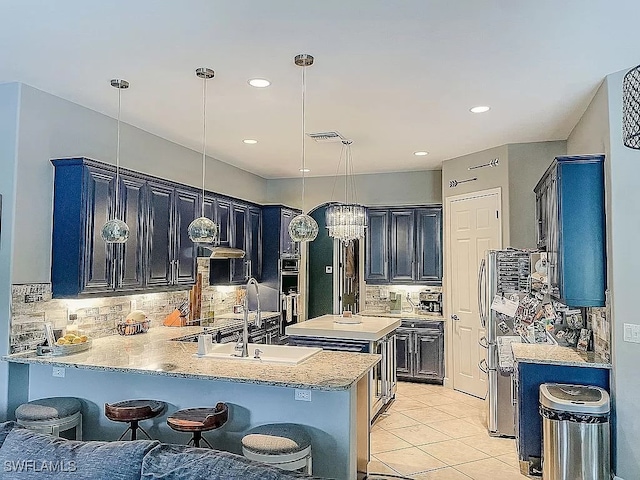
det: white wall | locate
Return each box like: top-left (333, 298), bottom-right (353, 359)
top-left (507, 141), bottom-right (567, 248)
top-left (0, 83), bottom-right (21, 420)
top-left (603, 71), bottom-right (640, 478)
top-left (266, 170), bottom-right (442, 211)
top-left (13, 84), bottom-right (268, 283)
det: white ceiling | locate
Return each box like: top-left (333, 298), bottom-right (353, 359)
top-left (2, 1), bottom-right (640, 179)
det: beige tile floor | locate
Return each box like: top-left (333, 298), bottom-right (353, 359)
top-left (368, 381), bottom-right (530, 479)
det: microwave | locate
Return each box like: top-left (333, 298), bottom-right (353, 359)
top-left (281, 257), bottom-right (300, 272)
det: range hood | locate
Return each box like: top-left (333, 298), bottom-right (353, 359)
top-left (209, 247), bottom-right (246, 259)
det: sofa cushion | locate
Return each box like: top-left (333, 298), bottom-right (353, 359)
top-left (0, 422), bottom-right (20, 448)
top-left (141, 443), bottom-right (315, 480)
top-left (0, 428), bottom-right (158, 479)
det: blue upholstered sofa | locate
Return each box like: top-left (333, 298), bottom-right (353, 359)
top-left (0, 422), bottom-right (321, 479)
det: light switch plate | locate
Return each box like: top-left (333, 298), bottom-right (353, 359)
top-left (623, 323), bottom-right (640, 343)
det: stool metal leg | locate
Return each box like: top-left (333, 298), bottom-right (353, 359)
top-left (76, 414), bottom-right (82, 440)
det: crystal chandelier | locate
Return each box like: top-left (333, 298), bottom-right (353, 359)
top-left (101, 79), bottom-right (131, 244)
top-left (188, 67), bottom-right (219, 244)
top-left (288, 53), bottom-right (319, 243)
top-left (623, 64), bottom-right (640, 149)
top-left (326, 140), bottom-right (367, 244)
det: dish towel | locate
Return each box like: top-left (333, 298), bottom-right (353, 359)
top-left (285, 295), bottom-right (293, 323)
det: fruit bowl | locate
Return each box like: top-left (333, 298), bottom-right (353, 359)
top-left (52, 338), bottom-right (92, 356)
top-left (117, 320), bottom-right (150, 336)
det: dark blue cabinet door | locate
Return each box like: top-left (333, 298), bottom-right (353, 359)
top-left (117, 175), bottom-right (145, 290)
top-left (365, 209), bottom-right (389, 282)
top-left (174, 188), bottom-right (199, 285)
top-left (415, 332), bottom-right (444, 380)
top-left (145, 182), bottom-right (174, 286)
top-left (231, 203), bottom-right (248, 283)
top-left (416, 208), bottom-right (443, 284)
top-left (82, 167), bottom-right (116, 292)
top-left (390, 209), bottom-right (415, 283)
top-left (215, 197), bottom-right (231, 247)
top-left (248, 207), bottom-right (262, 280)
top-left (395, 331), bottom-right (412, 377)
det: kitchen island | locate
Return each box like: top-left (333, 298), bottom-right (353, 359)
top-left (4, 326), bottom-right (379, 479)
top-left (286, 314), bottom-right (400, 419)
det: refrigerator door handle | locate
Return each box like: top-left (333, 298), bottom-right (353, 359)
top-left (477, 258), bottom-right (486, 328)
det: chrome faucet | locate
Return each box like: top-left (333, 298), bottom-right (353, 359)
top-left (236, 277), bottom-right (262, 358)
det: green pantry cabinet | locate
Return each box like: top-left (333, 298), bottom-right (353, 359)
top-left (365, 206), bottom-right (442, 285)
top-left (51, 158), bottom-right (262, 297)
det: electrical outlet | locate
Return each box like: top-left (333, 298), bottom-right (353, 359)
top-left (52, 367), bottom-right (65, 378)
top-left (325, 266), bottom-right (332, 274)
top-left (294, 389), bottom-right (311, 402)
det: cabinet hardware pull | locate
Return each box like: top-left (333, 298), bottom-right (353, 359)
top-left (451, 314), bottom-right (460, 321)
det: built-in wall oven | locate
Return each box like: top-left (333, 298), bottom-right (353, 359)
top-left (287, 334), bottom-right (397, 420)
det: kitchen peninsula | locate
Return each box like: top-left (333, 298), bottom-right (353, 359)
top-left (4, 326), bottom-right (379, 479)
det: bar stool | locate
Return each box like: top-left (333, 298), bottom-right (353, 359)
top-left (166, 402), bottom-right (228, 448)
top-left (104, 399), bottom-right (166, 441)
top-left (241, 423), bottom-right (312, 473)
top-left (15, 397), bottom-right (82, 440)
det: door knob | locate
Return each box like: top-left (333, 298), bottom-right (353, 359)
top-left (451, 314), bottom-right (460, 321)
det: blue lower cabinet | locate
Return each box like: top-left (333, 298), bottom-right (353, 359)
top-left (515, 361), bottom-right (609, 474)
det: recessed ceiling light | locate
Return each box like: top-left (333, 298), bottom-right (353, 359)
top-left (414, 151), bottom-right (429, 156)
top-left (299, 168), bottom-right (310, 173)
top-left (470, 105), bottom-right (491, 113)
top-left (243, 139), bottom-right (258, 144)
top-left (248, 78), bottom-right (271, 88)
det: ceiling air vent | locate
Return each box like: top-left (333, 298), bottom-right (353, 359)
top-left (307, 131), bottom-right (345, 143)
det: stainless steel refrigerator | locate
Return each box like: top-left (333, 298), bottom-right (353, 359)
top-left (478, 249), bottom-right (531, 437)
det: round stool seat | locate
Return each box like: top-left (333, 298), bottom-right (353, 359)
top-left (15, 397), bottom-right (83, 440)
top-left (242, 423), bottom-right (311, 455)
top-left (104, 399), bottom-right (166, 441)
top-left (16, 397), bottom-right (81, 422)
top-left (105, 399), bottom-right (166, 422)
top-left (167, 403), bottom-right (228, 448)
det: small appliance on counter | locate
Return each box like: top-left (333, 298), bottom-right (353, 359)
top-left (389, 292), bottom-right (402, 314)
top-left (418, 291), bottom-right (442, 315)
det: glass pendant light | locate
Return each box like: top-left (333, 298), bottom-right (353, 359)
top-left (289, 53), bottom-right (319, 243)
top-left (188, 67), bottom-right (219, 244)
top-left (101, 79), bottom-right (131, 244)
top-left (325, 140), bottom-right (367, 244)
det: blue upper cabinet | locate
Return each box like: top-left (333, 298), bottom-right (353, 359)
top-left (365, 206), bottom-right (443, 285)
top-left (51, 158), bottom-right (146, 297)
top-left (534, 155), bottom-right (606, 307)
top-left (51, 158), bottom-right (257, 297)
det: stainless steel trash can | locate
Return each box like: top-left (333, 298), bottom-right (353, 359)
top-left (539, 383), bottom-right (610, 480)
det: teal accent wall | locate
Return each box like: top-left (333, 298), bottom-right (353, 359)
top-left (308, 206), bottom-right (334, 319)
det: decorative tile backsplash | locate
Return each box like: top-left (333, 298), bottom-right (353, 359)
top-left (10, 258), bottom-right (241, 353)
top-left (364, 284), bottom-right (443, 313)
top-left (588, 293), bottom-right (611, 362)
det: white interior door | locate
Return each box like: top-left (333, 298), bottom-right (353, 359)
top-left (447, 190), bottom-right (502, 398)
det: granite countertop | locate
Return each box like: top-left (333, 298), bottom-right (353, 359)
top-left (286, 315), bottom-right (401, 341)
top-left (3, 326), bottom-right (380, 391)
top-left (359, 310), bottom-right (445, 321)
top-left (511, 343), bottom-right (611, 369)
